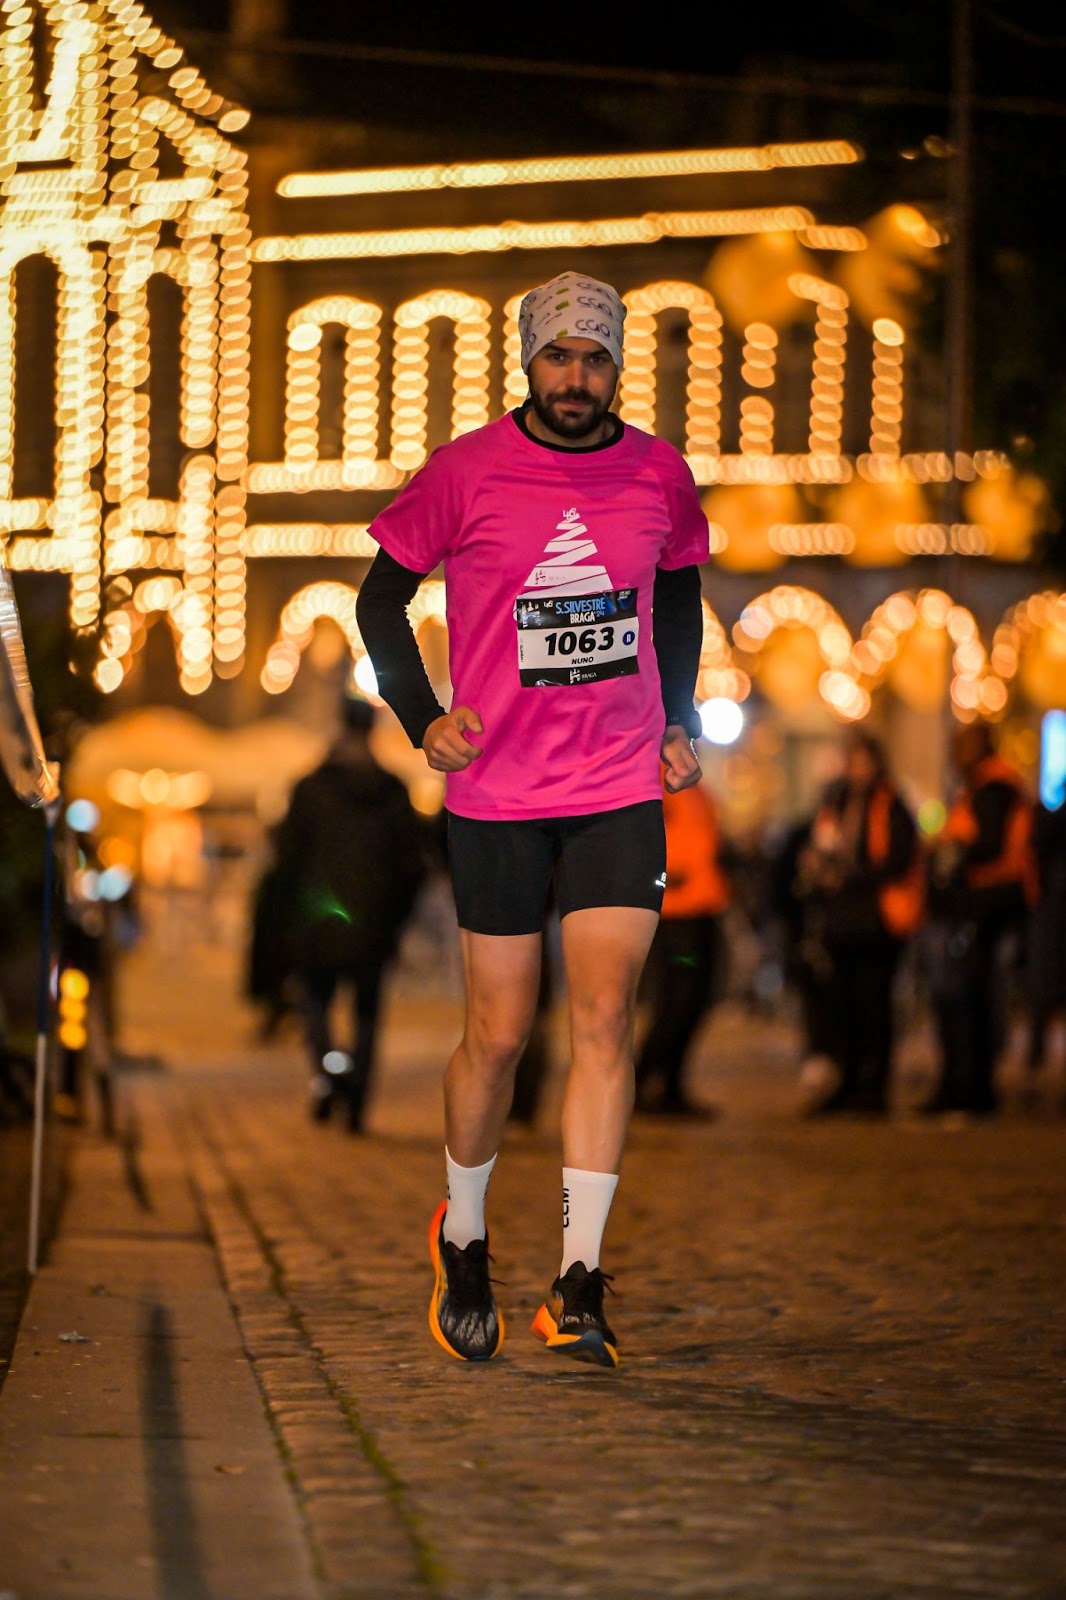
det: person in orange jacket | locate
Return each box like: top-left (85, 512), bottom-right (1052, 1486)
top-left (634, 770), bottom-right (732, 1117)
top-left (923, 720), bottom-right (1039, 1118)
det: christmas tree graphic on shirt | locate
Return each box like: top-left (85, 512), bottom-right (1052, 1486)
top-left (515, 508), bottom-right (639, 687)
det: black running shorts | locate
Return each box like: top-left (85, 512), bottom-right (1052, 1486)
top-left (446, 800), bottom-right (666, 936)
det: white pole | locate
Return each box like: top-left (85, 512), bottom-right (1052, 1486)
top-left (27, 803), bottom-right (59, 1276)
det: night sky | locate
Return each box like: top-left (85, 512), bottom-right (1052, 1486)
top-left (160, 2), bottom-right (1066, 103)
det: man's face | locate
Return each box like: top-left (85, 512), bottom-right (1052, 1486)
top-left (526, 337), bottom-right (619, 445)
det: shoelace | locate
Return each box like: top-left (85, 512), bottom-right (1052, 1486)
top-left (559, 1267), bottom-right (615, 1321)
top-left (443, 1239), bottom-right (504, 1310)
top-left (559, 1266), bottom-right (615, 1292)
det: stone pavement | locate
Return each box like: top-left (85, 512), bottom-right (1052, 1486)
top-left (1, 914), bottom-right (1065, 1600)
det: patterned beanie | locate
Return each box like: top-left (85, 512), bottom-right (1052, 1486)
top-left (518, 271), bottom-right (625, 373)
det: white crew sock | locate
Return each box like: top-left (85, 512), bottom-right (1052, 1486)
top-left (443, 1148), bottom-right (497, 1248)
top-left (560, 1167), bottom-right (619, 1274)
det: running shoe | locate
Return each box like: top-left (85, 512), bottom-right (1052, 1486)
top-left (531, 1260), bottom-right (619, 1368)
top-left (427, 1200), bottom-right (504, 1361)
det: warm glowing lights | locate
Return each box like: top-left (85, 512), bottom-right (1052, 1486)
top-left (992, 592), bottom-right (1066, 713)
top-left (1, 0), bottom-right (250, 682)
top-left (797, 225), bottom-right (866, 252)
top-left (250, 207), bottom-right (818, 265)
top-left (768, 523), bottom-right (856, 557)
top-left (740, 322), bottom-right (778, 391)
top-left (837, 205), bottom-right (943, 333)
top-left (391, 291), bottom-right (492, 471)
top-left (58, 966), bottom-right (89, 1051)
top-left (242, 523), bottom-right (379, 559)
top-left (739, 396), bottom-right (775, 457)
top-left (284, 297), bottom-right (384, 471)
top-left (869, 318), bottom-right (905, 458)
top-left (618, 282), bottom-right (723, 454)
top-left (962, 463), bottom-right (1050, 562)
top-left (106, 764), bottom-right (213, 809)
top-left (729, 584), bottom-right (868, 722)
top-left (276, 141), bottom-right (861, 198)
top-left (890, 205), bottom-right (942, 251)
top-left (0, 19), bottom-right (1054, 713)
top-left (260, 581), bottom-right (367, 696)
top-left (847, 587), bottom-right (1007, 721)
top-left (792, 276), bottom-right (847, 459)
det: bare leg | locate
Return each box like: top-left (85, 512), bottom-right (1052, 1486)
top-left (444, 929), bottom-right (543, 1166)
top-left (559, 906), bottom-right (660, 1173)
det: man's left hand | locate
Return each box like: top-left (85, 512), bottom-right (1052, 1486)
top-left (661, 725), bottom-right (702, 792)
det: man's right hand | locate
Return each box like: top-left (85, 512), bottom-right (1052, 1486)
top-left (423, 707), bottom-right (484, 772)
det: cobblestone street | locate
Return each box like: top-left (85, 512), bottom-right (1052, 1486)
top-left (1, 908), bottom-right (1064, 1600)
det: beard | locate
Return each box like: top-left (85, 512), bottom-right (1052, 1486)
top-left (528, 384), bottom-right (615, 442)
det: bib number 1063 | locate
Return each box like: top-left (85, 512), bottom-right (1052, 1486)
top-left (544, 625), bottom-right (615, 657)
top-left (515, 587), bottom-right (639, 687)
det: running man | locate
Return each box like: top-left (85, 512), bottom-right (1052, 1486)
top-left (356, 269), bottom-right (710, 1367)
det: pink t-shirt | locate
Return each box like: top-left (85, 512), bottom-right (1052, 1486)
top-left (368, 412), bottom-right (710, 821)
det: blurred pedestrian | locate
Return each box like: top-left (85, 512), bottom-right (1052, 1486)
top-left (767, 805), bottom-right (831, 1064)
top-left (357, 267), bottom-right (708, 1368)
top-left (792, 729), bottom-right (924, 1116)
top-left (245, 840), bottom-right (301, 1041)
top-left (922, 720), bottom-right (1039, 1119)
top-left (54, 812), bottom-right (141, 1137)
top-left (634, 770), bottom-right (731, 1117)
top-left (271, 692), bottom-right (428, 1132)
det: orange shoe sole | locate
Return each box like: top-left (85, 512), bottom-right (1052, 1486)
top-left (428, 1200), bottom-right (505, 1360)
top-left (530, 1299), bottom-right (619, 1368)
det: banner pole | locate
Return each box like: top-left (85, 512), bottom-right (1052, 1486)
top-left (28, 803), bottom-right (58, 1276)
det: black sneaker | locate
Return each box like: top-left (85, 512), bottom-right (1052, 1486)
top-left (531, 1261), bottom-right (619, 1368)
top-left (428, 1200), bottom-right (504, 1361)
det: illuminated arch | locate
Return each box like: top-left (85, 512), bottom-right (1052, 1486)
top-left (990, 591), bottom-right (1066, 714)
top-left (733, 585), bottom-right (866, 721)
top-left (92, 575), bottom-right (204, 697)
top-left (0, 241), bottom-right (105, 625)
top-left (618, 281), bottom-right (724, 461)
top-left (106, 248), bottom-right (211, 503)
top-left (259, 578), bottom-right (449, 697)
top-left (850, 588), bottom-right (999, 720)
top-left (260, 581), bottom-right (362, 696)
top-left (284, 295), bottom-right (384, 474)
top-left (390, 289), bottom-right (492, 473)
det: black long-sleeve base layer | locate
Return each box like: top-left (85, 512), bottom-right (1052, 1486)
top-left (355, 547), bottom-right (705, 750)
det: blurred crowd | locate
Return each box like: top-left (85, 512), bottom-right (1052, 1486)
top-left (11, 695), bottom-right (1062, 1136)
top-left (243, 698), bottom-right (1065, 1131)
top-left (768, 720), bottom-right (1063, 1121)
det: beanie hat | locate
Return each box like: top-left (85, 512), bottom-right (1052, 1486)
top-left (518, 271), bottom-right (625, 373)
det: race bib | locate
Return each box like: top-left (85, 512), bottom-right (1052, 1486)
top-left (515, 588), bottom-right (639, 687)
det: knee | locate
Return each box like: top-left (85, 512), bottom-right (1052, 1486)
top-left (571, 992), bottom-right (634, 1056)
top-left (462, 1010), bottom-right (530, 1079)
